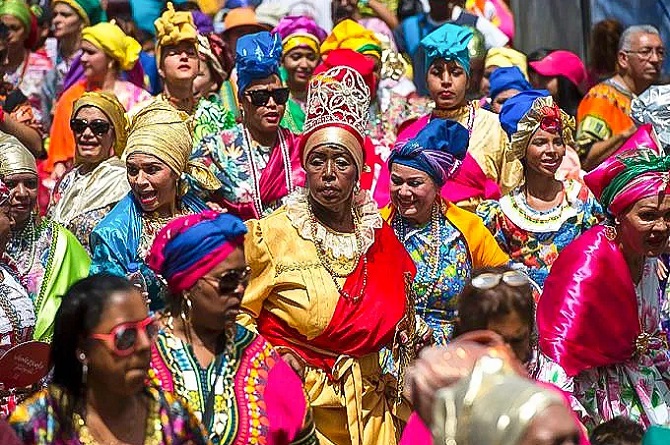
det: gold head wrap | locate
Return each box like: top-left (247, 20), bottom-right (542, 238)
top-left (72, 91), bottom-right (128, 159)
top-left (320, 19), bottom-right (382, 60)
top-left (81, 22), bottom-right (141, 71)
top-left (0, 133), bottom-right (37, 178)
top-left (485, 47), bottom-right (528, 79)
top-left (433, 355), bottom-right (566, 445)
top-left (124, 101), bottom-right (220, 192)
top-left (154, 2), bottom-right (198, 63)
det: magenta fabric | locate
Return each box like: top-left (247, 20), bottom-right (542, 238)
top-left (528, 50), bottom-right (587, 90)
top-left (537, 225), bottom-right (639, 377)
top-left (399, 413), bottom-right (431, 445)
top-left (265, 358), bottom-right (309, 445)
top-left (167, 242), bottom-right (237, 293)
top-left (273, 15), bottom-right (327, 44)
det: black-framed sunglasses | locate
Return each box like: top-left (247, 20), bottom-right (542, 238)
top-left (244, 88), bottom-right (290, 107)
top-left (201, 266), bottom-right (252, 294)
top-left (70, 118), bottom-right (111, 136)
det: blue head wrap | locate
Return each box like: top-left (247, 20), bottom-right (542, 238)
top-left (420, 23), bottom-right (473, 75)
top-left (489, 66), bottom-right (532, 100)
top-left (236, 31), bottom-right (283, 98)
top-left (388, 119), bottom-right (469, 186)
top-left (499, 89), bottom-right (552, 138)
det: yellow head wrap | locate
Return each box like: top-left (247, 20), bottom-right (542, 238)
top-left (485, 47), bottom-right (528, 79)
top-left (124, 101), bottom-right (220, 192)
top-left (154, 2), bottom-right (198, 63)
top-left (321, 19), bottom-right (382, 60)
top-left (72, 91), bottom-right (128, 159)
top-left (0, 133), bottom-right (37, 178)
top-left (81, 22), bottom-right (141, 71)
top-left (284, 36), bottom-right (320, 56)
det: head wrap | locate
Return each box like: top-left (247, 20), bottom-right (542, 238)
top-left (320, 19), bottom-right (382, 60)
top-left (235, 31), bottom-right (282, 97)
top-left (645, 426), bottom-right (670, 445)
top-left (0, 133), bottom-right (37, 178)
top-left (54, 0), bottom-right (106, 26)
top-left (0, 0), bottom-right (37, 48)
top-left (528, 50), bottom-right (587, 91)
top-left (197, 33), bottom-right (231, 89)
top-left (631, 85), bottom-right (670, 150)
top-left (313, 49), bottom-right (377, 99)
top-left (485, 47), bottom-right (528, 79)
top-left (81, 22), bottom-right (141, 71)
top-left (388, 119), bottom-right (469, 186)
top-left (125, 101), bottom-right (221, 192)
top-left (420, 23), bottom-right (473, 76)
top-left (467, 26), bottom-right (486, 60)
top-left (191, 10), bottom-right (214, 34)
top-left (489, 66), bottom-right (531, 100)
top-left (434, 355), bottom-right (566, 445)
top-left (72, 91), bottom-right (128, 158)
top-left (221, 7), bottom-right (266, 35)
top-left (584, 124), bottom-right (669, 217)
top-left (301, 65), bottom-right (371, 175)
top-left (147, 210), bottom-right (247, 293)
top-left (499, 90), bottom-right (575, 161)
top-left (274, 15), bottom-right (327, 56)
top-left (255, 1), bottom-right (287, 28)
top-left (154, 2), bottom-right (198, 63)
top-left (0, 179), bottom-right (9, 206)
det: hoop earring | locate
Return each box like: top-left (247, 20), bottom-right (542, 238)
top-left (181, 294), bottom-right (193, 324)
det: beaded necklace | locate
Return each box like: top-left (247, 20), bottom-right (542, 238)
top-left (431, 102), bottom-right (476, 136)
top-left (7, 216), bottom-right (37, 277)
top-left (0, 278), bottom-right (21, 341)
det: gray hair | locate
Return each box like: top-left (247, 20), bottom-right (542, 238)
top-left (619, 25), bottom-right (661, 51)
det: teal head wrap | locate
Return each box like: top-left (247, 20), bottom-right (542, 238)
top-left (420, 23), bottom-right (473, 75)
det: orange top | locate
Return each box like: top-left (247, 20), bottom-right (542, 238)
top-left (45, 80), bottom-right (87, 172)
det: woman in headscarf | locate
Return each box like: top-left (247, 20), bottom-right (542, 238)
top-left (241, 65), bottom-right (420, 445)
top-left (274, 15), bottom-right (327, 134)
top-left (48, 91), bottom-right (130, 252)
top-left (0, 134), bottom-right (89, 342)
top-left (537, 125), bottom-right (670, 427)
top-left (384, 119), bottom-right (509, 345)
top-left (481, 46), bottom-right (528, 97)
top-left (398, 23), bottom-right (523, 211)
top-left (46, 21), bottom-right (151, 181)
top-left (488, 66), bottom-right (531, 113)
top-left (190, 31), bottom-right (304, 220)
top-left (147, 211), bottom-right (317, 445)
top-left (89, 101), bottom-right (216, 311)
top-left (476, 91), bottom-right (603, 290)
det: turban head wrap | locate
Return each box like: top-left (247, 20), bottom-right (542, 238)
top-left (499, 90), bottom-right (575, 161)
top-left (0, 0), bottom-right (38, 48)
top-left (489, 66), bottom-right (531, 100)
top-left (0, 133), bottom-right (37, 178)
top-left (274, 15), bottom-right (327, 56)
top-left (631, 85), bottom-right (670, 151)
top-left (81, 22), bottom-right (141, 71)
top-left (420, 23), bottom-right (473, 76)
top-left (585, 124), bottom-right (670, 217)
top-left (388, 119), bottom-right (469, 186)
top-left (320, 19), bottom-right (382, 60)
top-left (235, 31), bottom-right (282, 98)
top-left (72, 91), bottom-right (128, 159)
top-left (54, 0), bottom-right (106, 25)
top-left (313, 48), bottom-right (377, 101)
top-left (154, 2), bottom-right (198, 63)
top-left (485, 47), bottom-right (528, 79)
top-left (147, 210), bottom-right (247, 293)
top-left (197, 33), bottom-right (232, 90)
top-left (124, 101), bottom-right (221, 192)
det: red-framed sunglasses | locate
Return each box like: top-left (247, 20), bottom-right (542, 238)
top-left (89, 316), bottom-right (159, 357)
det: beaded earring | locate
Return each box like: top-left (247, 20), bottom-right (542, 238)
top-left (79, 352), bottom-right (88, 385)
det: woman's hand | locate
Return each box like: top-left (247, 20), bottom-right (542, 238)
top-left (657, 258), bottom-right (668, 281)
top-left (281, 351), bottom-right (306, 381)
top-left (51, 162), bottom-right (67, 180)
top-left (206, 201), bottom-right (227, 213)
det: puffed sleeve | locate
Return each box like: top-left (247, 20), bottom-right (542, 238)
top-left (447, 203), bottom-right (509, 268)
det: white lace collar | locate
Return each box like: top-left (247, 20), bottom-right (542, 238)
top-left (285, 187), bottom-right (383, 259)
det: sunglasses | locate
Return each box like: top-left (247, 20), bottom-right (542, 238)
top-left (70, 118), bottom-right (111, 136)
top-left (470, 271), bottom-right (529, 290)
top-left (90, 316), bottom-right (159, 357)
top-left (201, 266), bottom-right (252, 294)
top-left (244, 88), bottom-right (290, 107)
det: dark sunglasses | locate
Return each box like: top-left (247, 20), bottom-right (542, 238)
top-left (201, 266), bottom-right (252, 294)
top-left (90, 316), bottom-right (159, 357)
top-left (244, 88), bottom-right (290, 107)
top-left (70, 118), bottom-right (111, 136)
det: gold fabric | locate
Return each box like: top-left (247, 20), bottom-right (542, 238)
top-left (321, 19), bottom-right (382, 59)
top-left (302, 127), bottom-right (364, 175)
top-left (485, 47), bottom-right (528, 79)
top-left (154, 2), bottom-right (198, 62)
top-left (49, 157), bottom-right (129, 226)
top-left (284, 35), bottom-right (320, 55)
top-left (0, 133), bottom-right (37, 177)
top-left (81, 22), bottom-right (141, 71)
top-left (72, 91), bottom-right (129, 158)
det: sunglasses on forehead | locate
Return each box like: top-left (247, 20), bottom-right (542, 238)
top-left (70, 118), bottom-right (111, 136)
top-left (89, 316), bottom-right (159, 357)
top-left (470, 270), bottom-right (530, 290)
top-left (244, 88), bottom-right (290, 107)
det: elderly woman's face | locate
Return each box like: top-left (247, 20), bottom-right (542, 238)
top-left (1, 15), bottom-right (26, 48)
top-left (390, 163), bottom-right (439, 225)
top-left (618, 194), bottom-right (670, 258)
top-left (241, 75), bottom-right (287, 136)
top-left (188, 246), bottom-right (247, 332)
top-left (192, 59), bottom-right (216, 101)
top-left (160, 41), bottom-right (199, 85)
top-left (81, 40), bottom-right (111, 83)
top-left (283, 47), bottom-right (319, 91)
top-left (126, 153), bottom-right (179, 215)
top-left (5, 173), bottom-right (37, 228)
top-left (305, 145), bottom-right (357, 211)
top-left (525, 128), bottom-right (565, 177)
top-left (84, 289), bottom-right (153, 398)
top-left (52, 2), bottom-right (83, 39)
top-left (427, 59), bottom-right (468, 109)
top-left (518, 404), bottom-right (580, 445)
top-left (72, 106), bottom-right (115, 165)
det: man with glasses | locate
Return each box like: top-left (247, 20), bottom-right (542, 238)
top-left (576, 25), bottom-right (664, 171)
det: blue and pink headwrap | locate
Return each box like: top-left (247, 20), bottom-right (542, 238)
top-left (388, 119), bottom-right (469, 186)
top-left (147, 211), bottom-right (247, 293)
top-left (236, 31), bottom-right (283, 98)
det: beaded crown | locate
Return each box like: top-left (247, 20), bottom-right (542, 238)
top-left (302, 65), bottom-right (371, 142)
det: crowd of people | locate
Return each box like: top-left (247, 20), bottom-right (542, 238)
top-left (0, 0), bottom-right (668, 444)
